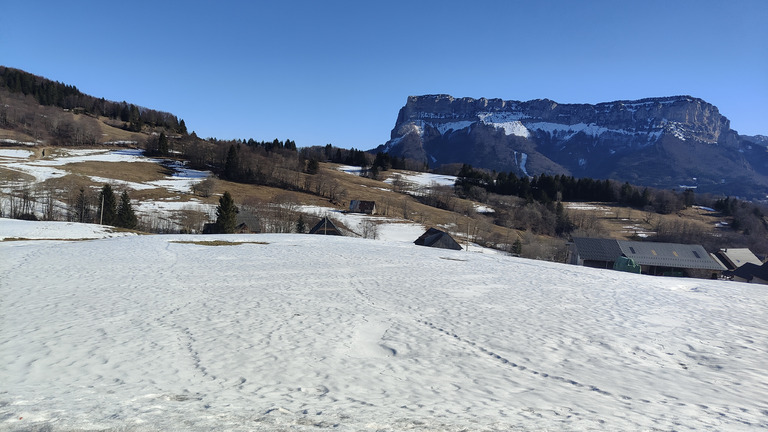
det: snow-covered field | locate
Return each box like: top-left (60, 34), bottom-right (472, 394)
top-left (384, 171), bottom-right (456, 188)
top-left (0, 219), bottom-right (137, 241)
top-left (336, 165), bottom-right (456, 189)
top-left (2, 219), bottom-right (767, 431)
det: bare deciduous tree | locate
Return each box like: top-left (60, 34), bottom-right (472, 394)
top-left (178, 206), bottom-right (208, 233)
top-left (37, 183), bottom-right (59, 220)
top-left (361, 220), bottom-right (378, 239)
top-left (192, 177), bottom-right (216, 197)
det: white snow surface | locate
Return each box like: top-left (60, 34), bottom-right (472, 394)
top-left (1, 219), bottom-right (767, 431)
top-left (514, 151), bottom-right (530, 177)
top-left (475, 113), bottom-right (530, 138)
top-left (0, 149), bottom-right (34, 159)
top-left (336, 165), bottom-right (365, 176)
top-left (695, 206), bottom-right (716, 212)
top-left (133, 199), bottom-right (216, 218)
top-left (526, 121), bottom-right (662, 143)
top-left (336, 166), bottom-right (456, 190)
top-left (383, 172), bottom-right (456, 188)
top-left (434, 121), bottom-right (474, 135)
top-left (0, 218), bottom-right (137, 240)
top-left (473, 204), bottom-right (495, 213)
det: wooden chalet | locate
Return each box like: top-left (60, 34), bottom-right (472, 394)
top-left (309, 216), bottom-right (343, 236)
top-left (235, 212), bottom-right (260, 234)
top-left (349, 200), bottom-right (376, 215)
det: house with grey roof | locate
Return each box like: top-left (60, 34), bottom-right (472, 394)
top-left (567, 237), bottom-right (624, 269)
top-left (569, 237), bottom-right (725, 278)
top-left (711, 248), bottom-right (762, 271)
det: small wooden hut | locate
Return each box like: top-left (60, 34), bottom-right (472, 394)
top-left (309, 216), bottom-right (343, 236)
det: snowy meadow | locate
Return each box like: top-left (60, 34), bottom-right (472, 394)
top-left (1, 219), bottom-right (767, 431)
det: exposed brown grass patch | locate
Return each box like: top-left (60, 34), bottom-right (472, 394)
top-left (0, 166), bottom-right (36, 183)
top-left (1, 237), bottom-right (97, 242)
top-left (95, 118), bottom-right (145, 142)
top-left (0, 130), bottom-right (38, 143)
top-left (170, 240), bottom-right (269, 246)
top-left (439, 256), bottom-right (468, 261)
top-left (63, 161), bottom-right (171, 183)
top-left (570, 202), bottom-right (718, 240)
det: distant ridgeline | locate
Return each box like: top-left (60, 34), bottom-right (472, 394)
top-left (0, 66), bottom-right (186, 134)
top-left (374, 94), bottom-right (768, 200)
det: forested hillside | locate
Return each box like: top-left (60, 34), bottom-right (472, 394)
top-left (0, 66), bottom-right (186, 134)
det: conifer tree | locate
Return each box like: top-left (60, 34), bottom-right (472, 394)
top-left (73, 187), bottom-right (92, 223)
top-left (215, 191), bottom-right (238, 233)
top-left (223, 145), bottom-right (240, 180)
top-left (306, 158), bottom-right (319, 174)
top-left (99, 184), bottom-right (117, 225)
top-left (116, 191), bottom-right (138, 229)
top-left (296, 215), bottom-right (306, 233)
top-left (128, 104), bottom-right (142, 131)
top-left (158, 132), bottom-right (169, 156)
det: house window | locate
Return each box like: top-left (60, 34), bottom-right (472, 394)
top-left (673, 251), bottom-right (679, 257)
top-left (629, 247), bottom-right (636, 254)
top-left (651, 250), bottom-right (657, 256)
top-left (692, 251), bottom-right (701, 258)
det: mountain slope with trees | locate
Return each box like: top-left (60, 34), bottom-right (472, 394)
top-left (374, 94), bottom-right (768, 199)
top-left (1, 67), bottom-right (766, 261)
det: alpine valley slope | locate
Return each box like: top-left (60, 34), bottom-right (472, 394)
top-left (374, 95), bottom-right (768, 199)
top-left (2, 220), bottom-right (768, 431)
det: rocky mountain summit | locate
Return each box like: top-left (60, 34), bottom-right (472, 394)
top-left (374, 94), bottom-right (768, 199)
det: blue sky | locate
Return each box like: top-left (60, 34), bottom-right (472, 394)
top-left (2, 0), bottom-right (766, 148)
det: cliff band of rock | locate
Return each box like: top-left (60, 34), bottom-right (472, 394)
top-left (374, 94), bottom-right (768, 199)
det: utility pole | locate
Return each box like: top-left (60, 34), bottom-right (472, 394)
top-left (466, 219), bottom-right (470, 252)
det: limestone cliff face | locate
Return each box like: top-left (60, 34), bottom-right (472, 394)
top-left (392, 94), bottom-right (729, 143)
top-left (374, 95), bottom-right (767, 199)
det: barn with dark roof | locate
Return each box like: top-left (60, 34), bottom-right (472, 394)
top-left (724, 262), bottom-right (768, 284)
top-left (414, 228), bottom-right (463, 251)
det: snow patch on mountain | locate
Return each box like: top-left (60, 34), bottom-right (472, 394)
top-left (663, 121), bottom-right (688, 141)
top-left (514, 151), bottom-right (530, 176)
top-left (408, 121), bottom-right (426, 137)
top-left (478, 112), bottom-right (531, 138)
top-left (434, 121), bottom-right (474, 135)
top-left (527, 121), bottom-right (665, 143)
